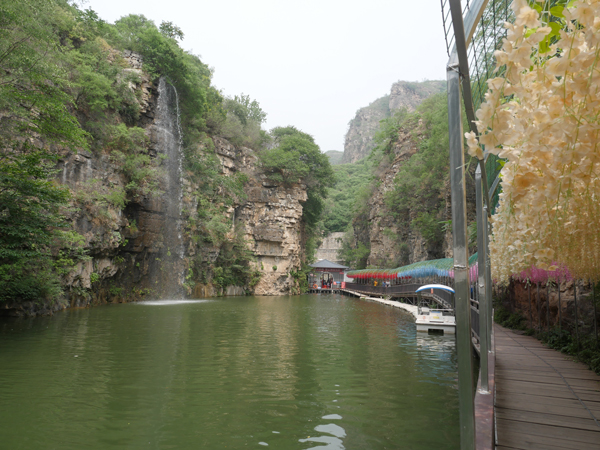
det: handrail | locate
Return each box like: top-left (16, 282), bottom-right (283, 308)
top-left (343, 282), bottom-right (454, 309)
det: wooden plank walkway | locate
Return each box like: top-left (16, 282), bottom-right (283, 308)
top-left (495, 324), bottom-right (600, 449)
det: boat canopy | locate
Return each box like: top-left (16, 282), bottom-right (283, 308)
top-left (415, 284), bottom-right (456, 294)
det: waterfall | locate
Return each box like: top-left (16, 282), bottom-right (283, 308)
top-left (154, 77), bottom-right (185, 298)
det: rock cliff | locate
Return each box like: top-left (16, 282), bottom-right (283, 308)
top-left (362, 127), bottom-right (453, 267)
top-left (341, 81), bottom-right (446, 164)
top-left (342, 96), bottom-right (390, 164)
top-left (4, 51), bottom-right (308, 316)
top-left (345, 116), bottom-right (475, 270)
top-left (212, 138), bottom-right (307, 296)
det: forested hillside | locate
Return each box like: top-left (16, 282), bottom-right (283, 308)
top-left (322, 85), bottom-right (476, 270)
top-left (0, 0), bottom-right (332, 313)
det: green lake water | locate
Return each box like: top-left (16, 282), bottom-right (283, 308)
top-left (0, 294), bottom-right (459, 449)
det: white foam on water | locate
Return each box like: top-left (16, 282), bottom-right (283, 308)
top-left (136, 300), bottom-right (212, 306)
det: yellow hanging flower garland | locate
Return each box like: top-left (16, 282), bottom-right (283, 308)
top-left (466, 0), bottom-right (600, 282)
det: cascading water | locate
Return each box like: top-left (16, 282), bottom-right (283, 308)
top-left (153, 77), bottom-right (186, 298)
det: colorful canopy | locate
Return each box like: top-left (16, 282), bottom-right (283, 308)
top-left (346, 253), bottom-right (479, 281)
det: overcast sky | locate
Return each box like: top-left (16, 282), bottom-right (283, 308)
top-left (82, 0), bottom-right (449, 152)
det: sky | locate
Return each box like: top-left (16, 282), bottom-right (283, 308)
top-left (82, 0), bottom-right (449, 152)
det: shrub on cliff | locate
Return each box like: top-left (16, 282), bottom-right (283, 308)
top-left (384, 93), bottom-right (453, 247)
top-left (258, 126), bottom-right (335, 261)
top-left (260, 127), bottom-right (334, 220)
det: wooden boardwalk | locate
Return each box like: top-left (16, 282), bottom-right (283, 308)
top-left (495, 324), bottom-right (600, 449)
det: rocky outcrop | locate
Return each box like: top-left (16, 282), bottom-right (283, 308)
top-left (356, 123), bottom-right (474, 269)
top-left (341, 81), bottom-right (446, 164)
top-left (3, 50), bottom-right (310, 316)
top-left (342, 96), bottom-right (390, 164)
top-left (213, 138), bottom-right (308, 296)
top-left (359, 126), bottom-right (452, 267)
top-left (388, 80), bottom-right (446, 111)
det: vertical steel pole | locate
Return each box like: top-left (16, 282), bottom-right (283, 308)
top-left (529, 283), bottom-right (533, 329)
top-left (593, 281), bottom-right (598, 349)
top-left (476, 167), bottom-right (489, 391)
top-left (547, 283), bottom-right (550, 331)
top-left (574, 282), bottom-right (580, 351)
top-left (484, 205), bottom-right (492, 352)
top-left (558, 281), bottom-right (562, 330)
top-left (448, 51), bottom-right (475, 450)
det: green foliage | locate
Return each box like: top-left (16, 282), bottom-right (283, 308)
top-left (0, 0), bottom-right (92, 304)
top-left (194, 233), bottom-right (260, 291)
top-left (258, 127), bottom-right (334, 261)
top-left (110, 14), bottom-right (216, 136)
top-left (225, 94), bottom-right (267, 125)
top-left (216, 95), bottom-right (269, 149)
top-left (338, 239), bottom-right (371, 270)
top-left (372, 108), bottom-right (409, 157)
top-left (159, 21), bottom-right (184, 41)
top-left (0, 152), bottom-right (87, 303)
top-left (384, 93), bottom-right (451, 246)
top-left (494, 304), bottom-right (529, 331)
top-left (289, 264), bottom-right (312, 294)
top-left (108, 124), bottom-right (162, 199)
top-left (322, 158), bottom-right (373, 233)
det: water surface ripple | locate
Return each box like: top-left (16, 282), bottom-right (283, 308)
top-left (0, 294), bottom-right (459, 449)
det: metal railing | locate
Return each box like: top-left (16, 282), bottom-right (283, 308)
top-left (343, 282), bottom-right (454, 310)
top-left (441, 0), bottom-right (510, 448)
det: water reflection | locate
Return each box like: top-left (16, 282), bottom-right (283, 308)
top-left (416, 334), bottom-right (456, 355)
top-left (136, 299), bottom-right (212, 305)
top-left (300, 417), bottom-right (347, 450)
top-left (0, 294), bottom-right (460, 450)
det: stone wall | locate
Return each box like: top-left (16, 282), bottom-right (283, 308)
top-left (315, 232), bottom-right (345, 263)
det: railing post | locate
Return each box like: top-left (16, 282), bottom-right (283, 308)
top-left (484, 204), bottom-right (492, 353)
top-left (448, 50), bottom-right (475, 450)
top-left (476, 167), bottom-right (489, 391)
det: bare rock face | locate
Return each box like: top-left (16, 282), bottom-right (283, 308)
top-left (342, 96), bottom-right (390, 164)
top-left (388, 81), bottom-right (446, 111)
top-left (213, 138), bottom-right (308, 295)
top-left (342, 80), bottom-right (445, 164)
top-left (365, 127), bottom-right (438, 267)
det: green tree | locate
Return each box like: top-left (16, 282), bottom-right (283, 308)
top-left (259, 127), bottom-right (335, 260)
top-left (0, 0), bottom-right (89, 303)
top-left (159, 21), bottom-right (184, 41)
top-left (385, 93), bottom-right (452, 248)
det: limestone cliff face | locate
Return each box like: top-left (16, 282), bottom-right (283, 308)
top-left (354, 125), bottom-right (474, 269)
top-left (361, 127), bottom-right (452, 268)
top-left (342, 81), bottom-right (446, 164)
top-left (212, 138), bottom-right (307, 296)
top-left (342, 96), bottom-right (390, 164)
top-left (18, 51), bottom-right (309, 314)
top-left (388, 81), bottom-right (446, 111)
